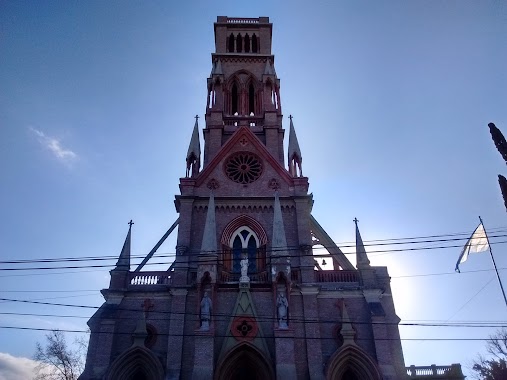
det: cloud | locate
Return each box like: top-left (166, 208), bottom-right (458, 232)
top-left (30, 127), bottom-right (78, 164)
top-left (0, 353), bottom-right (38, 380)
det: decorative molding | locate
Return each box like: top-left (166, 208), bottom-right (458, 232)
top-left (207, 178), bottom-right (220, 190)
top-left (268, 178), bottom-right (280, 190)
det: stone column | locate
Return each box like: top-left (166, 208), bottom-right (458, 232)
top-left (192, 331), bottom-right (214, 380)
top-left (166, 289), bottom-right (188, 380)
top-left (364, 289), bottom-right (398, 380)
top-left (81, 320), bottom-right (115, 379)
top-left (274, 328), bottom-right (297, 378)
top-left (300, 286), bottom-right (325, 380)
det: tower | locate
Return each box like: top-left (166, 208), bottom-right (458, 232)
top-left (80, 17), bottom-right (408, 380)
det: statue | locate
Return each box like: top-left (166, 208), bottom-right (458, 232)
top-left (200, 291), bottom-right (212, 331)
top-left (277, 292), bottom-right (289, 329)
top-left (240, 255), bottom-right (249, 283)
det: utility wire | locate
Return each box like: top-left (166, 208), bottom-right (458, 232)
top-left (1, 310), bottom-right (506, 329)
top-left (0, 325), bottom-right (498, 341)
top-left (2, 297), bottom-right (506, 328)
top-left (3, 238), bottom-right (507, 271)
top-left (3, 229), bottom-right (507, 265)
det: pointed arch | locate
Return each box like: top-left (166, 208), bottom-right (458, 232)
top-left (245, 76), bottom-right (258, 115)
top-left (244, 33), bottom-right (250, 53)
top-left (228, 33), bottom-right (235, 52)
top-left (215, 343), bottom-right (274, 380)
top-left (221, 215), bottom-right (268, 247)
top-left (325, 345), bottom-right (381, 380)
top-left (221, 215), bottom-right (268, 273)
top-left (106, 346), bottom-right (164, 380)
top-left (252, 33), bottom-right (258, 53)
top-left (236, 33), bottom-right (243, 53)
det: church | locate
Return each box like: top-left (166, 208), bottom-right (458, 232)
top-left (80, 16), bottom-right (465, 380)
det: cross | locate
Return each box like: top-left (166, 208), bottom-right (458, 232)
top-left (195, 114), bottom-right (199, 121)
top-left (239, 137), bottom-right (248, 146)
top-left (289, 114), bottom-right (293, 121)
top-left (128, 220), bottom-right (134, 227)
top-left (142, 298), bottom-right (154, 317)
top-left (353, 218), bottom-right (359, 226)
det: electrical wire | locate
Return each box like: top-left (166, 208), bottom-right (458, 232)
top-left (1, 297), bottom-right (506, 328)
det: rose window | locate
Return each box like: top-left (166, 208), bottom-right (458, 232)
top-left (224, 153), bottom-right (263, 184)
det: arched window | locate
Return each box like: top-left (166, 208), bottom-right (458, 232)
top-left (231, 83), bottom-right (239, 114)
top-left (236, 34), bottom-right (243, 53)
top-left (248, 83), bottom-right (255, 115)
top-left (228, 33), bottom-right (235, 52)
top-left (244, 34), bottom-right (250, 53)
top-left (252, 34), bottom-right (258, 53)
top-left (230, 227), bottom-right (259, 273)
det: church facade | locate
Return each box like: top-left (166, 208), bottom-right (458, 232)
top-left (80, 17), bottom-right (464, 380)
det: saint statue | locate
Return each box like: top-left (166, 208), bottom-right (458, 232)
top-left (200, 291), bottom-right (212, 331)
top-left (240, 255), bottom-right (249, 282)
top-left (277, 292), bottom-right (289, 329)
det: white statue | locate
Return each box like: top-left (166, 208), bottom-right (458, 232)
top-left (277, 292), bottom-right (289, 329)
top-left (240, 255), bottom-right (250, 282)
top-left (200, 291), bottom-right (212, 331)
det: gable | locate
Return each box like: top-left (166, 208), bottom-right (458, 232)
top-left (194, 126), bottom-right (295, 196)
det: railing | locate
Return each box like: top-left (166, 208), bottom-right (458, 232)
top-left (220, 271), bottom-right (268, 283)
top-left (406, 364), bottom-right (464, 378)
top-left (315, 270), bottom-right (359, 283)
top-left (227, 18), bottom-right (259, 24)
top-left (223, 115), bottom-right (263, 128)
top-left (129, 271), bottom-right (171, 286)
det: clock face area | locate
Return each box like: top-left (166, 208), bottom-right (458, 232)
top-left (224, 152), bottom-right (263, 184)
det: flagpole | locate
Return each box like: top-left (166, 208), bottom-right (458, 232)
top-left (479, 216), bottom-right (507, 308)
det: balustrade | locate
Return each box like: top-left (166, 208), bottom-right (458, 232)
top-left (227, 18), bottom-right (259, 24)
top-left (315, 270), bottom-right (359, 283)
top-left (406, 364), bottom-right (464, 378)
top-left (129, 271), bottom-right (171, 286)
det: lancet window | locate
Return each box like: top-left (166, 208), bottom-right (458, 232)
top-left (252, 34), bottom-right (258, 53)
top-left (221, 225), bottom-right (267, 275)
top-left (236, 34), bottom-right (243, 53)
top-left (244, 34), bottom-right (250, 53)
top-left (231, 82), bottom-right (239, 114)
top-left (228, 33), bottom-right (235, 52)
top-left (231, 227), bottom-right (258, 273)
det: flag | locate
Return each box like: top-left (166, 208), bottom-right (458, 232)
top-left (455, 222), bottom-right (489, 272)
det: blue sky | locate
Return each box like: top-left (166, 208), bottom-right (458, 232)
top-left (1, 1), bottom-right (506, 378)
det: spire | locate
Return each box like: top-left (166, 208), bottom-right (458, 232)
top-left (186, 116), bottom-right (201, 178)
top-left (115, 220), bottom-right (133, 270)
top-left (288, 115), bottom-right (303, 177)
top-left (264, 58), bottom-right (276, 76)
top-left (354, 218), bottom-right (370, 269)
top-left (272, 192), bottom-right (288, 256)
top-left (211, 59), bottom-right (223, 75)
top-left (200, 192), bottom-right (217, 254)
top-left (340, 300), bottom-right (356, 345)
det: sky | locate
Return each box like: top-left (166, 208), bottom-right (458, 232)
top-left (1, 1), bottom-right (506, 378)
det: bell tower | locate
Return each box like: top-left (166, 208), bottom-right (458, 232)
top-left (203, 16), bottom-right (284, 168)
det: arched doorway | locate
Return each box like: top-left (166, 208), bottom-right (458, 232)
top-left (325, 346), bottom-right (381, 380)
top-left (215, 345), bottom-right (274, 380)
top-left (106, 346), bottom-right (164, 380)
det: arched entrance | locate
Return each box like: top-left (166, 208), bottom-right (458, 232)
top-left (106, 346), bottom-right (164, 380)
top-left (325, 346), bottom-right (381, 380)
top-left (215, 344), bottom-right (274, 380)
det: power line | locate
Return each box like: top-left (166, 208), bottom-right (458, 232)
top-left (2, 238), bottom-right (507, 272)
top-left (2, 297), bottom-right (506, 329)
top-left (1, 310), bottom-right (506, 329)
top-left (3, 228), bottom-right (507, 265)
top-left (0, 325), bottom-right (499, 342)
